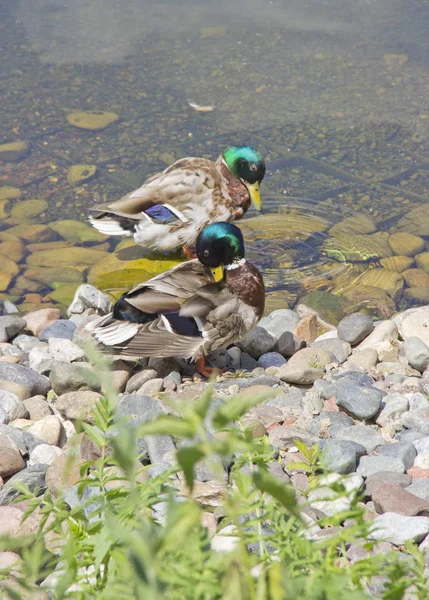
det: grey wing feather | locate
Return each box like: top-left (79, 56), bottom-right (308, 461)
top-left (90, 158), bottom-right (216, 217)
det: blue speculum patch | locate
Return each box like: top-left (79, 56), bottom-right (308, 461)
top-left (145, 204), bottom-right (179, 224)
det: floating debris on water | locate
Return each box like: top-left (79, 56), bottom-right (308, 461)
top-left (187, 101), bottom-right (216, 112)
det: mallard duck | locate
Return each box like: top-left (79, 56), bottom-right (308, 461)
top-left (87, 222), bottom-right (265, 376)
top-left (88, 146), bottom-right (265, 256)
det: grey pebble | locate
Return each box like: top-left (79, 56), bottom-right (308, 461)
top-left (335, 425), bottom-right (385, 453)
top-left (0, 362), bottom-right (50, 396)
top-left (333, 371), bottom-right (374, 387)
top-left (49, 361), bottom-right (100, 396)
top-left (337, 313), bottom-right (374, 345)
top-left (369, 513), bottom-right (429, 545)
top-left (0, 464), bottom-right (48, 505)
top-left (309, 411), bottom-right (355, 438)
top-left (240, 352), bottom-right (258, 371)
top-left (67, 284), bottom-right (112, 316)
top-left (357, 455), bottom-right (404, 478)
top-left (125, 369), bottom-right (158, 394)
top-left (12, 334), bottom-right (42, 352)
top-left (376, 393), bottom-right (409, 427)
top-left (311, 338), bottom-right (351, 364)
top-left (39, 320), bottom-right (76, 341)
top-left (276, 331), bottom-right (304, 358)
top-left (257, 352), bottom-right (287, 369)
top-left (319, 440), bottom-right (360, 474)
top-left (377, 441), bottom-right (416, 470)
top-left (0, 316), bottom-right (26, 343)
top-left (0, 390), bottom-right (28, 422)
top-left (406, 479), bottom-right (429, 502)
top-left (335, 383), bottom-right (382, 420)
top-left (237, 326), bottom-right (276, 359)
top-left (404, 336), bottom-right (429, 373)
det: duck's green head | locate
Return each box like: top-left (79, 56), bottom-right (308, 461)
top-left (196, 222), bottom-right (245, 268)
top-left (222, 146), bottom-right (265, 211)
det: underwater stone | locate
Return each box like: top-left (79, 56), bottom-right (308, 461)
top-left (352, 269), bottom-right (404, 302)
top-left (397, 204), bottom-right (429, 237)
top-left (0, 141), bottom-right (29, 161)
top-left (324, 231), bottom-right (392, 263)
top-left (10, 199), bottom-right (48, 220)
top-left (329, 215), bottom-right (376, 236)
top-left (388, 232), bottom-right (425, 257)
top-left (67, 110), bottom-right (119, 130)
top-left (67, 165), bottom-right (97, 185)
top-left (300, 291), bottom-right (344, 326)
top-left (49, 219), bottom-right (106, 243)
top-left (27, 247), bottom-right (108, 268)
top-left (8, 224), bottom-right (56, 243)
top-left (0, 186), bottom-right (22, 201)
top-left (379, 256), bottom-right (414, 273)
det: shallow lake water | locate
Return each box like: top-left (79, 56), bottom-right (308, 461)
top-left (2, 0), bottom-right (429, 321)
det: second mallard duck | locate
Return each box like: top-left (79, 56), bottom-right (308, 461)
top-left (87, 222), bottom-right (265, 376)
top-left (88, 146), bottom-right (265, 256)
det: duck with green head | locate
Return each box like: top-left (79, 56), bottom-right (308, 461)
top-left (87, 222), bottom-right (265, 376)
top-left (89, 146), bottom-right (265, 256)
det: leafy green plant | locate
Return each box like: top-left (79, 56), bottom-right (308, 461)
top-left (0, 349), bottom-right (427, 599)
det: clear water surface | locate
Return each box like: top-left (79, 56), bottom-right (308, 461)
top-left (2, 0), bottom-right (429, 321)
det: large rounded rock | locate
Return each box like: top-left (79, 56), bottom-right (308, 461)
top-left (55, 391), bottom-right (102, 424)
top-left (277, 348), bottom-right (332, 385)
top-left (397, 203), bottom-right (429, 236)
top-left (67, 110), bottom-right (119, 130)
top-left (388, 232), bottom-right (425, 257)
top-left (0, 140), bottom-right (29, 161)
top-left (404, 337), bottom-right (429, 372)
top-left (369, 513), bottom-right (429, 545)
top-left (402, 268), bottom-right (429, 288)
top-left (0, 390), bottom-right (28, 422)
top-left (236, 326), bottom-right (276, 358)
top-left (49, 361), bottom-right (100, 396)
top-left (337, 312), bottom-right (374, 345)
top-left (0, 447), bottom-right (25, 478)
top-left (394, 307), bottom-right (429, 345)
top-left (335, 384), bottom-right (382, 420)
top-left (0, 315), bottom-right (25, 344)
top-left (0, 363), bottom-right (50, 396)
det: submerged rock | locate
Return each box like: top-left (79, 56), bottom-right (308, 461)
top-left (49, 219), bottom-right (106, 243)
top-left (67, 165), bottom-right (97, 185)
top-left (323, 231), bottom-right (392, 263)
top-left (0, 140), bottom-right (29, 161)
top-left (67, 110), bottom-right (119, 130)
top-left (10, 199), bottom-right (48, 220)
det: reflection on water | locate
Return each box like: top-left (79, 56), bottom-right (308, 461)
top-left (2, 0), bottom-right (429, 319)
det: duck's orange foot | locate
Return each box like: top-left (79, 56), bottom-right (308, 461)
top-left (195, 357), bottom-right (222, 379)
top-left (183, 244), bottom-right (198, 260)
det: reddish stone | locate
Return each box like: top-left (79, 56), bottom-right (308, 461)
top-left (372, 482), bottom-right (429, 516)
top-left (407, 466), bottom-right (429, 480)
top-left (323, 397), bottom-right (338, 411)
top-left (293, 314), bottom-right (318, 344)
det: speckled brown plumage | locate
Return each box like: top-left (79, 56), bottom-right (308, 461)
top-left (88, 150), bottom-right (262, 252)
top-left (225, 262), bottom-right (265, 318)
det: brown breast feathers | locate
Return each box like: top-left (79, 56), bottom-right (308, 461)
top-left (225, 262), bottom-right (265, 318)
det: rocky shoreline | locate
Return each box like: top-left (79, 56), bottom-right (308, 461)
top-left (2, 285), bottom-right (429, 593)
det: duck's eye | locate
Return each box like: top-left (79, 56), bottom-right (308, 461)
top-left (204, 249), bottom-right (209, 257)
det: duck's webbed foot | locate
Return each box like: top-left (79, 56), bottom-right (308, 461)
top-left (183, 244), bottom-right (198, 260)
top-left (195, 357), bottom-right (222, 378)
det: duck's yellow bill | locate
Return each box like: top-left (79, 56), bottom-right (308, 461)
top-left (211, 265), bottom-right (224, 281)
top-left (247, 182), bottom-right (262, 211)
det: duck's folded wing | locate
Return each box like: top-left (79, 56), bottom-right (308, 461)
top-left (124, 260), bottom-right (215, 314)
top-left (89, 158), bottom-right (217, 220)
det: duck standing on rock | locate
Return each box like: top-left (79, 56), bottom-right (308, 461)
top-left (88, 146), bottom-right (265, 257)
top-left (87, 222), bottom-right (265, 376)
